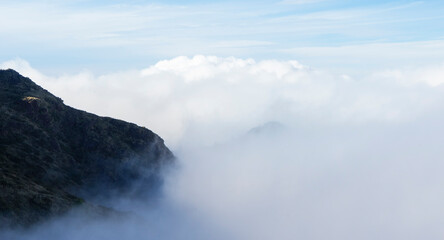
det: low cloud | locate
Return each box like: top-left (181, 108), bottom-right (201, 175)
top-left (2, 56), bottom-right (444, 239)
top-left (2, 56), bottom-right (444, 147)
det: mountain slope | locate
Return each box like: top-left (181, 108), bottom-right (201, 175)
top-left (0, 69), bottom-right (174, 226)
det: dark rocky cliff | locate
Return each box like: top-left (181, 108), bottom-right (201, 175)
top-left (0, 69), bottom-right (174, 227)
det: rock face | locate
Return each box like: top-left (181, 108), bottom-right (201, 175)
top-left (0, 69), bottom-right (174, 227)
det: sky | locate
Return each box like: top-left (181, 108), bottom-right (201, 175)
top-left (1, 0), bottom-right (444, 73)
top-left (2, 1), bottom-right (444, 239)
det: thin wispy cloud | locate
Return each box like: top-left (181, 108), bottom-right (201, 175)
top-left (0, 0), bottom-right (443, 71)
top-left (282, 40), bottom-right (444, 72)
top-left (279, 0), bottom-right (327, 5)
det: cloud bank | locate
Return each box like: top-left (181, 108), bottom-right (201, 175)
top-left (2, 56), bottom-right (444, 147)
top-left (2, 56), bottom-right (444, 239)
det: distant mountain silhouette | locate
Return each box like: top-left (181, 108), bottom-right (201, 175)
top-left (247, 121), bottom-right (286, 136)
top-left (0, 69), bottom-right (174, 227)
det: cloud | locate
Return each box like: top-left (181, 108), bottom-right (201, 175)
top-left (167, 123), bottom-right (444, 240)
top-left (2, 56), bottom-right (444, 148)
top-left (2, 56), bottom-right (444, 239)
top-left (279, 0), bottom-right (326, 5)
top-left (211, 40), bottom-right (274, 49)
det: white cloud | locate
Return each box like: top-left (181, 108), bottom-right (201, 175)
top-left (0, 58), bottom-right (46, 82)
top-left (2, 56), bottom-right (444, 148)
top-left (168, 124), bottom-right (444, 240)
top-left (3, 56), bottom-right (444, 239)
top-left (375, 63), bottom-right (444, 87)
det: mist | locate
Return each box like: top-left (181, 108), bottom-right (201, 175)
top-left (169, 121), bottom-right (444, 240)
top-left (1, 56), bottom-right (444, 239)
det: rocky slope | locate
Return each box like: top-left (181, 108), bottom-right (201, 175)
top-left (0, 69), bottom-right (174, 227)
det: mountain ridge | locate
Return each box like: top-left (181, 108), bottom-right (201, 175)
top-left (0, 69), bottom-right (174, 227)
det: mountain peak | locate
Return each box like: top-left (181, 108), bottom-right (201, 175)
top-left (0, 68), bottom-right (64, 107)
top-left (0, 69), bottom-right (34, 86)
top-left (247, 121), bottom-right (286, 136)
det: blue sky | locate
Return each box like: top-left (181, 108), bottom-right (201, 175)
top-left (1, 0), bottom-right (444, 73)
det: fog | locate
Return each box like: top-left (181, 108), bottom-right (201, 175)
top-left (1, 57), bottom-right (444, 239)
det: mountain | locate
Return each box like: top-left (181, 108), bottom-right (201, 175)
top-left (0, 69), bottom-right (174, 227)
top-left (246, 121), bottom-right (286, 136)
